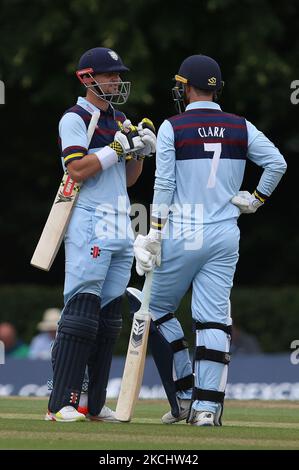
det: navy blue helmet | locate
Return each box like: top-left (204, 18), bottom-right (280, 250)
top-left (76, 47), bottom-right (130, 105)
top-left (172, 55), bottom-right (224, 113)
top-left (77, 47), bottom-right (129, 74)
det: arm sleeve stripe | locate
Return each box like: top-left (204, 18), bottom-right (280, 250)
top-left (64, 152), bottom-right (84, 163)
top-left (254, 189), bottom-right (268, 203)
top-left (64, 156), bottom-right (84, 167)
top-left (151, 216), bottom-right (167, 230)
top-left (62, 146), bottom-right (87, 158)
top-left (151, 221), bottom-right (164, 228)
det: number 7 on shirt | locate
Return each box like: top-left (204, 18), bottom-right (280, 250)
top-left (205, 142), bottom-right (222, 188)
top-left (30, 111), bottom-right (100, 271)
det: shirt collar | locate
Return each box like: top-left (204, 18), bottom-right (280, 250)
top-left (185, 101), bottom-right (222, 111)
top-left (77, 97), bottom-right (115, 116)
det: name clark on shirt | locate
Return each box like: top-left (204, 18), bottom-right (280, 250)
top-left (198, 126), bottom-right (225, 138)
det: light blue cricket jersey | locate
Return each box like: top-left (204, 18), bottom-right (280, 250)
top-left (152, 101), bottom-right (287, 226)
top-left (59, 97), bottom-right (131, 239)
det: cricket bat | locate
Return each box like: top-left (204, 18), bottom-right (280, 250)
top-left (115, 270), bottom-right (153, 422)
top-left (30, 110), bottom-right (100, 271)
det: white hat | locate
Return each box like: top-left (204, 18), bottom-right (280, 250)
top-left (37, 308), bottom-right (61, 332)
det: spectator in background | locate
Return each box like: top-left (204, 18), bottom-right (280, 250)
top-left (230, 324), bottom-right (262, 354)
top-left (0, 322), bottom-right (29, 358)
top-left (28, 308), bottom-right (60, 359)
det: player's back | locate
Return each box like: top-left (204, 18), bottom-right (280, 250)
top-left (168, 107), bottom-right (248, 224)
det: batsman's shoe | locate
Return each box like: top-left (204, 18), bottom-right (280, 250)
top-left (87, 405), bottom-right (120, 423)
top-left (161, 399), bottom-right (191, 424)
top-left (189, 411), bottom-right (215, 427)
top-left (45, 406), bottom-right (86, 422)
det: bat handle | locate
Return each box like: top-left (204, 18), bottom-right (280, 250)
top-left (87, 111), bottom-right (100, 144)
top-left (141, 270), bottom-right (153, 312)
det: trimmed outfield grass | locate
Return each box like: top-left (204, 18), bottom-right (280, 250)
top-left (0, 398), bottom-right (299, 450)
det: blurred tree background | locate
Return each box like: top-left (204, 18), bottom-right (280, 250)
top-left (0, 0), bottom-right (298, 349)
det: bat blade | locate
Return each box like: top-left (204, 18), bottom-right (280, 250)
top-left (30, 173), bottom-right (80, 271)
top-left (30, 111), bottom-right (100, 271)
top-left (115, 271), bottom-right (153, 422)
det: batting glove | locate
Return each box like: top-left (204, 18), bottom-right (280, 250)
top-left (134, 229), bottom-right (161, 276)
top-left (94, 120), bottom-right (145, 170)
top-left (110, 123), bottom-right (145, 158)
top-left (117, 119), bottom-right (142, 161)
top-left (231, 190), bottom-right (265, 214)
top-left (136, 118), bottom-right (156, 158)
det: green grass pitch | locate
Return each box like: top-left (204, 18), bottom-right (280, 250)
top-left (0, 398), bottom-right (299, 450)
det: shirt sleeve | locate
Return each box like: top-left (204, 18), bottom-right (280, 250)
top-left (59, 112), bottom-right (88, 167)
top-left (246, 120), bottom-right (287, 197)
top-left (151, 119), bottom-right (176, 230)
